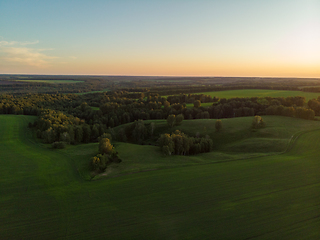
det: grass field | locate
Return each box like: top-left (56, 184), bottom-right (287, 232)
top-left (180, 89), bottom-right (320, 108)
top-left (13, 79), bottom-right (84, 84)
top-left (76, 89), bottom-right (109, 95)
top-left (197, 89), bottom-right (320, 100)
top-left (90, 106), bottom-right (100, 110)
top-left (1, 115), bottom-right (320, 239)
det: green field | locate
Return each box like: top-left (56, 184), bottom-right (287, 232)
top-left (13, 79), bottom-right (84, 84)
top-left (180, 89), bottom-right (320, 108)
top-left (90, 106), bottom-right (100, 110)
top-left (1, 115), bottom-right (320, 239)
top-left (199, 89), bottom-right (320, 100)
top-left (76, 89), bottom-right (109, 95)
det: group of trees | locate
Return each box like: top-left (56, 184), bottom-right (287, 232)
top-left (265, 106), bottom-right (315, 120)
top-left (115, 120), bottom-right (155, 144)
top-left (31, 109), bottom-right (108, 144)
top-left (158, 130), bottom-right (213, 156)
top-left (166, 94), bottom-right (219, 104)
top-left (167, 114), bottom-right (184, 127)
top-left (91, 134), bottom-right (121, 172)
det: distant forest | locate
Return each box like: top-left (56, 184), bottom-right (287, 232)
top-left (1, 74), bottom-right (320, 95)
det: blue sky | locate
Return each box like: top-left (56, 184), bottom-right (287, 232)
top-left (1, 0), bottom-right (320, 77)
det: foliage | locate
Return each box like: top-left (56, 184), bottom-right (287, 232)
top-left (175, 114), bottom-right (184, 125)
top-left (252, 115), bottom-right (266, 129)
top-left (193, 100), bottom-right (201, 108)
top-left (92, 136), bottom-right (121, 172)
top-left (167, 114), bottom-right (176, 128)
top-left (132, 119), bottom-right (148, 143)
top-left (52, 141), bottom-right (66, 149)
top-left (166, 114), bottom-right (184, 128)
top-left (158, 130), bottom-right (213, 156)
top-left (99, 138), bottom-right (114, 155)
top-left (215, 120), bottom-right (222, 132)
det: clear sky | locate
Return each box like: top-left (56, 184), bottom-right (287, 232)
top-left (1, 0), bottom-right (320, 77)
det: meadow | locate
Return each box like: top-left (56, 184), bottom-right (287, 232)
top-left (1, 114), bottom-right (320, 239)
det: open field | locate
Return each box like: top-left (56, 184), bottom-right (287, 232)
top-left (1, 115), bottom-right (320, 239)
top-left (90, 106), bottom-right (100, 110)
top-left (76, 89), bottom-right (109, 95)
top-left (197, 89), bottom-right (320, 100)
top-left (13, 79), bottom-right (84, 84)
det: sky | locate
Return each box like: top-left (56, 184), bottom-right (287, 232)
top-left (0, 0), bottom-right (320, 77)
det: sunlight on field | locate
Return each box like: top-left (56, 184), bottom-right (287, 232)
top-left (13, 80), bottom-right (84, 84)
top-left (196, 89), bottom-right (320, 101)
top-left (1, 114), bottom-right (320, 239)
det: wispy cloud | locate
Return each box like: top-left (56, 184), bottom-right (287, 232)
top-left (0, 39), bottom-right (55, 67)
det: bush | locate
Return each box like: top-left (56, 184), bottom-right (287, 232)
top-left (252, 116), bottom-right (266, 129)
top-left (215, 120), bottom-right (222, 132)
top-left (52, 141), bottom-right (66, 149)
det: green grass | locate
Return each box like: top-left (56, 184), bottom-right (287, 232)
top-left (90, 106), bottom-right (100, 110)
top-left (13, 79), bottom-right (84, 84)
top-left (75, 89), bottom-right (109, 95)
top-left (185, 102), bottom-right (214, 108)
top-left (196, 89), bottom-right (320, 101)
top-left (168, 90), bottom-right (320, 107)
top-left (1, 115), bottom-right (320, 239)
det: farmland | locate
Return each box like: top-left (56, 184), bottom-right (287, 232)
top-left (1, 115), bottom-right (320, 239)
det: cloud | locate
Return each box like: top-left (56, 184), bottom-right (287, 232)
top-left (0, 40), bottom-right (55, 67)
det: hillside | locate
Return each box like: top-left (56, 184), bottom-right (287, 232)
top-left (1, 115), bottom-right (320, 239)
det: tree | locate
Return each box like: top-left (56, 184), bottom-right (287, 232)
top-left (252, 115), bottom-right (265, 129)
top-left (194, 100), bottom-right (201, 108)
top-left (175, 114), bottom-right (184, 125)
top-left (150, 122), bottom-right (155, 136)
top-left (158, 133), bottom-right (174, 156)
top-left (164, 101), bottom-right (170, 109)
top-left (215, 120), bottom-right (222, 132)
top-left (91, 124), bottom-right (100, 141)
top-left (132, 119), bottom-right (148, 143)
top-left (82, 124), bottom-right (91, 143)
top-left (99, 138), bottom-right (114, 155)
top-left (74, 126), bottom-right (83, 143)
top-left (167, 114), bottom-right (176, 128)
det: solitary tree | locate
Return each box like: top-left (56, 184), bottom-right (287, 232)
top-left (215, 120), bottom-right (222, 132)
top-left (252, 116), bottom-right (265, 129)
top-left (194, 100), bottom-right (201, 108)
top-left (167, 114), bottom-right (176, 128)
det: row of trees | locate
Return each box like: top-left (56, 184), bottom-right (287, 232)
top-left (158, 130), bottom-right (213, 156)
top-left (265, 106), bottom-right (315, 120)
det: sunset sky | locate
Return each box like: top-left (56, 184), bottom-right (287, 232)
top-left (1, 0), bottom-right (320, 77)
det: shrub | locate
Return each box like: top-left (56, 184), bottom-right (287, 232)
top-left (215, 120), bottom-right (222, 132)
top-left (252, 116), bottom-right (266, 129)
top-left (52, 141), bottom-right (66, 149)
